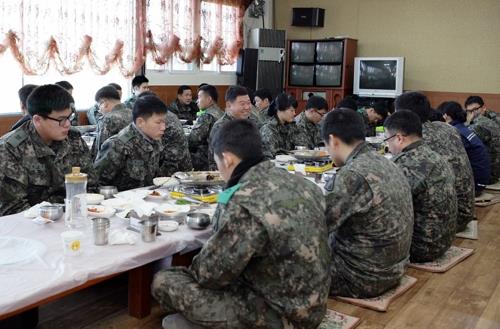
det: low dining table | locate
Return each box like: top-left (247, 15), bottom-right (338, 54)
top-left (0, 204), bottom-right (213, 320)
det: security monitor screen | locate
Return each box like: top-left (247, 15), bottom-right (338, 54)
top-left (290, 65), bottom-right (314, 86)
top-left (290, 42), bottom-right (315, 63)
top-left (359, 60), bottom-right (397, 90)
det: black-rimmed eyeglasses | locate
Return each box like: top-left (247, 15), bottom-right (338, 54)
top-left (41, 112), bottom-right (76, 127)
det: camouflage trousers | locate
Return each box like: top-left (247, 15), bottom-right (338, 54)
top-left (152, 267), bottom-right (284, 329)
top-left (329, 255), bottom-right (400, 299)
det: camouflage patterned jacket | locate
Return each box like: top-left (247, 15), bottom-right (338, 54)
top-left (260, 116), bottom-right (310, 158)
top-left (295, 111), bottom-right (322, 149)
top-left (123, 95), bottom-right (137, 109)
top-left (256, 106), bottom-right (271, 123)
top-left (94, 123), bottom-right (163, 191)
top-left (168, 99), bottom-right (198, 123)
top-left (207, 112), bottom-right (263, 170)
top-left (86, 103), bottom-right (103, 125)
top-left (159, 111), bottom-right (193, 176)
top-left (422, 121), bottom-right (475, 232)
top-left (193, 160), bottom-right (330, 328)
top-left (483, 109), bottom-right (500, 127)
top-left (357, 108), bottom-right (376, 137)
top-left (0, 122), bottom-right (96, 215)
top-left (392, 140), bottom-right (457, 262)
top-left (188, 104), bottom-right (223, 170)
top-left (91, 103), bottom-right (132, 158)
top-left (469, 115), bottom-right (500, 182)
top-left (325, 142), bottom-right (413, 298)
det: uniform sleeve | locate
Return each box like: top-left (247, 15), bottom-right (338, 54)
top-left (260, 125), bottom-right (279, 159)
top-left (0, 144), bottom-right (31, 215)
top-left (325, 169), bottom-right (373, 233)
top-left (188, 114), bottom-right (212, 146)
top-left (190, 205), bottom-right (267, 289)
top-left (291, 124), bottom-right (311, 149)
top-left (160, 121), bottom-right (193, 176)
top-left (470, 123), bottom-right (491, 145)
top-left (207, 123), bottom-right (220, 170)
top-left (93, 139), bottom-right (125, 187)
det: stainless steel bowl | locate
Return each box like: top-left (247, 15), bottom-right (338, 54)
top-left (186, 212), bottom-right (210, 230)
top-left (99, 186), bottom-right (118, 199)
top-left (39, 205), bottom-right (64, 221)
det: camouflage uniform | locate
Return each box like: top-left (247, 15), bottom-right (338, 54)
top-left (87, 103), bottom-right (103, 125)
top-left (123, 95), bottom-right (137, 109)
top-left (469, 115), bottom-right (500, 183)
top-left (392, 140), bottom-right (457, 263)
top-left (0, 121), bottom-right (96, 216)
top-left (70, 104), bottom-right (79, 126)
top-left (256, 106), bottom-right (271, 123)
top-left (422, 121), bottom-right (475, 232)
top-left (152, 161), bottom-right (331, 329)
top-left (159, 111), bottom-right (193, 176)
top-left (325, 142), bottom-right (413, 298)
top-left (90, 103), bottom-right (132, 158)
top-left (260, 116), bottom-right (309, 158)
top-left (483, 109), bottom-right (500, 127)
top-left (188, 104), bottom-right (224, 170)
top-left (94, 123), bottom-right (163, 191)
top-left (168, 99), bottom-right (199, 123)
top-left (357, 108), bottom-right (376, 137)
top-left (207, 112), bottom-right (263, 170)
top-left (295, 111), bottom-right (322, 149)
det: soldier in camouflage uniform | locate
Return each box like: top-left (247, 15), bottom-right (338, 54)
top-left (396, 92), bottom-right (475, 232)
top-left (152, 119), bottom-right (330, 329)
top-left (260, 94), bottom-right (309, 158)
top-left (124, 75), bottom-right (150, 109)
top-left (188, 85), bottom-right (224, 170)
top-left (168, 85), bottom-right (199, 123)
top-left (295, 96), bottom-right (328, 149)
top-left (86, 103), bottom-right (102, 125)
top-left (466, 109), bottom-right (500, 183)
top-left (159, 110), bottom-right (193, 176)
top-left (254, 88), bottom-right (273, 123)
top-left (208, 86), bottom-right (263, 170)
top-left (465, 95), bottom-right (500, 127)
top-left (90, 86), bottom-right (132, 158)
top-left (356, 102), bottom-right (388, 137)
top-left (0, 85), bottom-right (96, 216)
top-left (385, 111), bottom-right (457, 263)
top-left (322, 109), bottom-right (413, 298)
top-left (94, 95), bottom-right (166, 191)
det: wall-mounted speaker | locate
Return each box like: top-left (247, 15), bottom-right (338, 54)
top-left (292, 8), bottom-right (325, 27)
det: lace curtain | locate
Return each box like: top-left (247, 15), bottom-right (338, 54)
top-left (0, 0), bottom-right (251, 77)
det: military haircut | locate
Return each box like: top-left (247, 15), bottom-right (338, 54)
top-left (27, 84), bottom-right (75, 116)
top-left (437, 101), bottom-right (467, 123)
top-left (254, 88), bottom-right (273, 103)
top-left (395, 91), bottom-right (431, 122)
top-left (464, 95), bottom-right (484, 108)
top-left (18, 84), bottom-right (38, 109)
top-left (211, 119), bottom-right (263, 160)
top-left (132, 95), bottom-right (167, 122)
top-left (371, 102), bottom-right (389, 121)
top-left (131, 75), bottom-right (149, 88)
top-left (321, 108), bottom-right (365, 145)
top-left (55, 80), bottom-right (73, 91)
top-left (384, 109), bottom-right (422, 138)
top-left (177, 85), bottom-right (191, 95)
top-left (335, 96), bottom-right (358, 111)
top-left (199, 84), bottom-right (218, 102)
top-left (225, 85), bottom-right (248, 102)
top-left (108, 82), bottom-right (122, 91)
top-left (306, 95), bottom-right (328, 111)
top-left (137, 91), bottom-right (157, 98)
top-left (268, 93), bottom-right (296, 117)
top-left (95, 85), bottom-right (120, 102)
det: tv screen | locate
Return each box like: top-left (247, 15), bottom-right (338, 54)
top-left (316, 41), bottom-right (343, 63)
top-left (289, 65), bottom-right (314, 86)
top-left (359, 60), bottom-right (398, 90)
top-left (315, 65), bottom-right (342, 86)
top-left (290, 42), bottom-right (315, 63)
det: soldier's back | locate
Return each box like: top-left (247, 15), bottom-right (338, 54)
top-left (471, 115), bottom-right (500, 182)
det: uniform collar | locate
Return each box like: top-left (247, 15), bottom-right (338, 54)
top-left (131, 123), bottom-right (158, 152)
top-left (27, 121), bottom-right (69, 159)
top-left (344, 141), bottom-right (370, 165)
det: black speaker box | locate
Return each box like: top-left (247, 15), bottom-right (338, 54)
top-left (236, 48), bottom-right (258, 90)
top-left (292, 8), bottom-right (325, 27)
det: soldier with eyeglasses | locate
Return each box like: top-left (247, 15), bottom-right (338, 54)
top-left (0, 84), bottom-right (96, 216)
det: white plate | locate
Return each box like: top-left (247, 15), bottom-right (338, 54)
top-left (275, 154), bottom-right (295, 163)
top-left (153, 177), bottom-right (179, 188)
top-left (87, 205), bottom-right (116, 218)
top-left (155, 203), bottom-right (190, 217)
top-left (145, 190), bottom-right (169, 200)
top-left (101, 198), bottom-right (134, 211)
top-left (158, 220), bottom-right (179, 232)
top-left (85, 193), bottom-right (105, 205)
top-left (114, 190), bottom-right (150, 201)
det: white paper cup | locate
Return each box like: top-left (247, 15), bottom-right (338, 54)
top-left (61, 230), bottom-right (84, 256)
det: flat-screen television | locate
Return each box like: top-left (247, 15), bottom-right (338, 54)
top-left (353, 57), bottom-right (405, 98)
top-left (289, 65), bottom-right (315, 86)
top-left (315, 65), bottom-right (342, 86)
top-left (290, 42), bottom-right (315, 63)
top-left (316, 41), bottom-right (343, 63)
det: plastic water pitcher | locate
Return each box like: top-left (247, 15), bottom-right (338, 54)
top-left (64, 167), bottom-right (88, 228)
